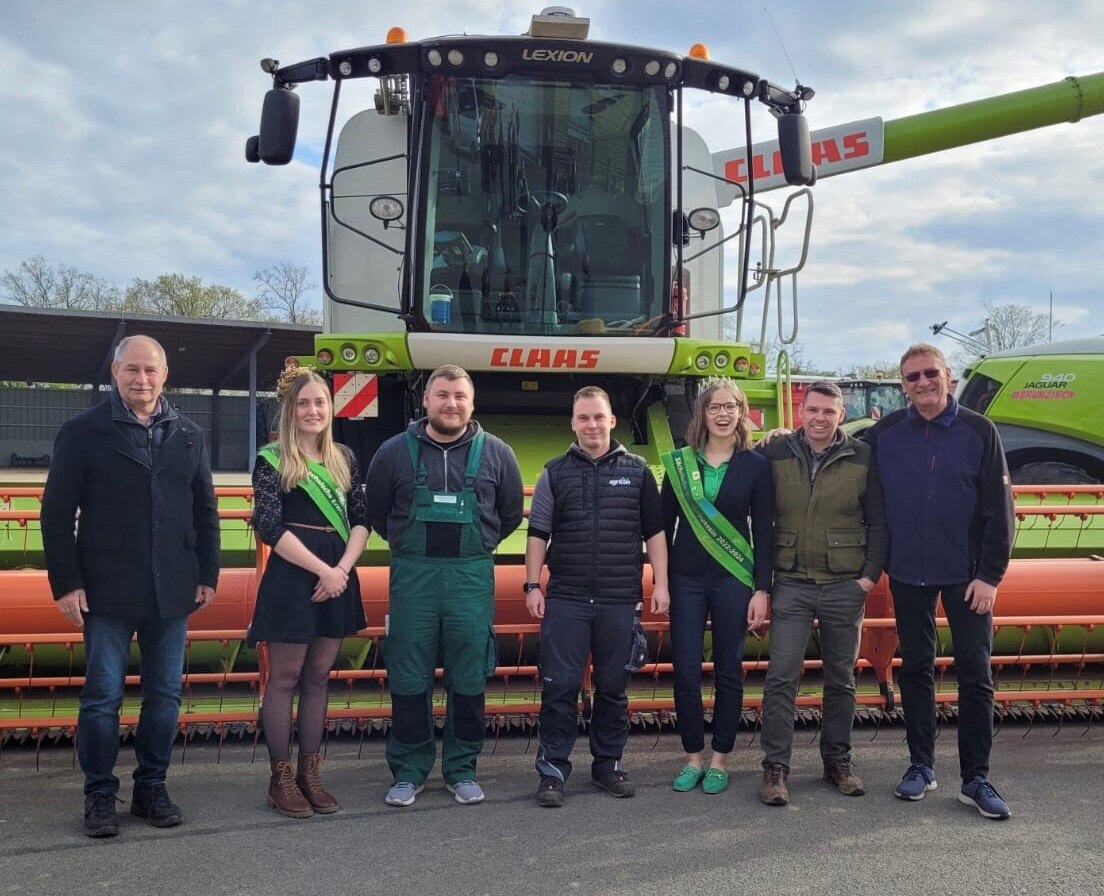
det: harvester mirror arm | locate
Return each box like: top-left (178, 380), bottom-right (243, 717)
top-left (269, 56), bottom-right (331, 87)
top-left (757, 79), bottom-right (812, 115)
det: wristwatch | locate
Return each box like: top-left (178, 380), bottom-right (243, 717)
top-left (522, 582), bottom-right (542, 594)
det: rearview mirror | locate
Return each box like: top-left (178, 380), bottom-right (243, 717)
top-left (258, 88), bottom-right (300, 165)
top-left (777, 113), bottom-right (814, 186)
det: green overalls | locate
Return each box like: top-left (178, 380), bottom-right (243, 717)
top-left (385, 430), bottom-right (496, 785)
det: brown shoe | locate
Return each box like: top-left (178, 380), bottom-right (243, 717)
top-left (297, 753), bottom-right (340, 813)
top-left (267, 759), bottom-right (313, 818)
top-left (823, 755), bottom-right (865, 796)
top-left (760, 763), bottom-right (790, 806)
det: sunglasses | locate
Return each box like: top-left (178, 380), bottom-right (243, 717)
top-left (904, 368), bottom-right (943, 383)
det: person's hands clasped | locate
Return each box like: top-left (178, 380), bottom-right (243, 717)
top-left (312, 564), bottom-right (349, 602)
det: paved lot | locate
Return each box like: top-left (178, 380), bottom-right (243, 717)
top-left (1, 722), bottom-right (1100, 896)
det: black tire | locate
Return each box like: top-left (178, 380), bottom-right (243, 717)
top-left (1010, 461), bottom-right (1098, 485)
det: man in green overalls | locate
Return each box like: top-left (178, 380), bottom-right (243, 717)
top-left (365, 365), bottom-right (524, 806)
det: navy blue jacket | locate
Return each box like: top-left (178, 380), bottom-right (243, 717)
top-left (863, 397), bottom-right (1013, 587)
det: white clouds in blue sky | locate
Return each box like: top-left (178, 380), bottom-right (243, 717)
top-left (2, 1), bottom-right (1102, 371)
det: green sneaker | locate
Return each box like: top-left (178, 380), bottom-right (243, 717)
top-left (672, 765), bottom-right (705, 792)
top-left (702, 768), bottom-right (729, 795)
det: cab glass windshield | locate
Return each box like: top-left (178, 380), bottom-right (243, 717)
top-left (418, 75), bottom-right (669, 337)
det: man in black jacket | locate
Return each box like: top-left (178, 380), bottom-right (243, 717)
top-left (524, 386), bottom-right (669, 807)
top-left (41, 335), bottom-right (220, 837)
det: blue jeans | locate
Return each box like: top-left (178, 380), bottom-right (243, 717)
top-left (79, 614), bottom-right (188, 796)
top-left (669, 570), bottom-right (751, 755)
top-left (535, 599), bottom-right (635, 782)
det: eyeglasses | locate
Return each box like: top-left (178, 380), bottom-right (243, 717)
top-left (903, 368), bottom-right (943, 383)
top-left (706, 402), bottom-right (740, 415)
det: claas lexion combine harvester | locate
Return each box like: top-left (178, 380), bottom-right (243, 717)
top-left (3, 9), bottom-right (1104, 750)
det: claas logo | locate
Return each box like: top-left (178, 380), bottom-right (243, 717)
top-left (490, 347), bottom-right (600, 369)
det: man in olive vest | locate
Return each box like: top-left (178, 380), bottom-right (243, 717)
top-left (365, 365), bottom-right (524, 807)
top-left (757, 380), bottom-right (888, 806)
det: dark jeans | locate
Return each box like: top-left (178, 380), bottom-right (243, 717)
top-left (891, 580), bottom-right (995, 781)
top-left (535, 599), bottom-right (635, 782)
top-left (669, 570), bottom-right (751, 755)
top-left (79, 613), bottom-right (188, 796)
top-left (760, 578), bottom-right (867, 768)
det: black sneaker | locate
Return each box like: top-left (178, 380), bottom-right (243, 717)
top-left (590, 769), bottom-right (636, 798)
top-left (83, 792), bottom-right (119, 838)
top-left (536, 776), bottom-right (565, 808)
top-left (131, 782), bottom-right (183, 828)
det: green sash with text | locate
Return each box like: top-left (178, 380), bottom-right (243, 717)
top-left (258, 445), bottom-right (350, 541)
top-left (661, 446), bottom-right (755, 589)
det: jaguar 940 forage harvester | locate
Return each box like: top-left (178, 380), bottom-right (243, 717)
top-left (1, 9), bottom-right (1103, 743)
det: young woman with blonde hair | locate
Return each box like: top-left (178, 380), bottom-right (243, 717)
top-left (248, 367), bottom-right (370, 817)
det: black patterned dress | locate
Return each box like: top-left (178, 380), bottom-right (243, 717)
top-left (247, 449), bottom-right (369, 644)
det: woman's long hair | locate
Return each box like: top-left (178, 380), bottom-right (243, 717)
top-left (273, 368), bottom-right (351, 493)
top-left (684, 377), bottom-right (752, 452)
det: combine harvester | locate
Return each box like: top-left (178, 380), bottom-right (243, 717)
top-left (2, 8), bottom-right (1103, 747)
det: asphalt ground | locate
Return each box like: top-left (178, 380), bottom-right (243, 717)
top-left (1, 721), bottom-right (1100, 896)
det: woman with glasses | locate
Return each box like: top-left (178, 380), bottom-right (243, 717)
top-left (660, 378), bottom-right (773, 794)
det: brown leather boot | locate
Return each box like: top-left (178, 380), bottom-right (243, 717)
top-left (760, 763), bottom-right (790, 806)
top-left (296, 753), bottom-right (340, 814)
top-left (823, 755), bottom-right (866, 796)
top-left (267, 759), bottom-right (313, 818)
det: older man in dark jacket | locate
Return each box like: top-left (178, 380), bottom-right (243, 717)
top-left (41, 335), bottom-right (220, 838)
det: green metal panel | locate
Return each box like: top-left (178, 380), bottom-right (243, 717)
top-left (884, 73), bottom-right (1104, 164)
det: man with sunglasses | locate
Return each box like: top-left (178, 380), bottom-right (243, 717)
top-left (864, 343), bottom-right (1015, 820)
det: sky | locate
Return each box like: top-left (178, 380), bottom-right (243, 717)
top-left (2, 0), bottom-right (1102, 373)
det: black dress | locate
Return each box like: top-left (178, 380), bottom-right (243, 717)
top-left (247, 449), bottom-right (369, 645)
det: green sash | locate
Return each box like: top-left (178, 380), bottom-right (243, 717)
top-left (258, 445), bottom-right (350, 541)
top-left (661, 446), bottom-right (755, 589)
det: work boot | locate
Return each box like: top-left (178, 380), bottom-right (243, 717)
top-left (296, 753), bottom-right (339, 814)
top-left (823, 755), bottom-right (865, 796)
top-left (83, 792), bottom-right (120, 838)
top-left (760, 763), bottom-right (790, 806)
top-left (131, 782), bottom-right (183, 827)
top-left (267, 759), bottom-right (313, 818)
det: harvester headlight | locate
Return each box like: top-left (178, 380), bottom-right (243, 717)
top-left (363, 346), bottom-right (381, 365)
top-left (367, 56), bottom-right (382, 74)
top-left (426, 49), bottom-right (442, 67)
top-left (338, 60), bottom-right (353, 77)
top-left (695, 352), bottom-right (711, 371)
top-left (644, 60), bottom-right (660, 76)
top-left (715, 351), bottom-right (730, 369)
top-left (483, 51), bottom-right (500, 68)
top-left (369, 195), bottom-right (404, 222)
top-left (687, 207), bottom-right (721, 233)
top-left (447, 49), bottom-right (464, 66)
top-left (340, 344), bottom-right (357, 363)
top-left (717, 74), bottom-right (730, 91)
top-left (611, 57), bottom-right (628, 75)
top-left (317, 349), bottom-right (334, 366)
top-left (742, 80), bottom-right (755, 97)
top-left (664, 61), bottom-right (677, 79)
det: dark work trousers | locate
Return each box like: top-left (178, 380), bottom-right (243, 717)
top-left (891, 580), bottom-right (995, 781)
top-left (669, 569), bottom-right (752, 755)
top-left (535, 599), bottom-right (635, 783)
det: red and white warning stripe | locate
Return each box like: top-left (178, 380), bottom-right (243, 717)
top-left (333, 373), bottom-right (379, 419)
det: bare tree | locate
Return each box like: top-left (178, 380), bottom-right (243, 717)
top-left (982, 301), bottom-right (1061, 351)
top-left (1, 256), bottom-right (120, 310)
top-left (253, 263), bottom-right (321, 325)
top-left (124, 274), bottom-right (263, 320)
top-left (843, 361), bottom-right (900, 380)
